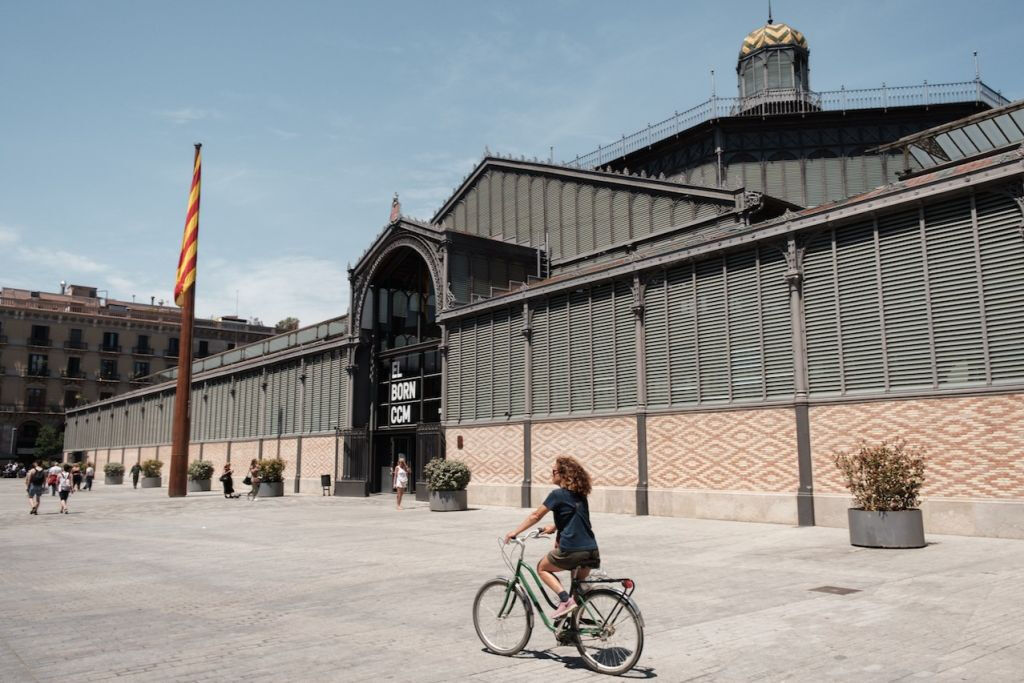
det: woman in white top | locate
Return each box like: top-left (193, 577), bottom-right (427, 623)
top-left (392, 456), bottom-right (410, 510)
top-left (57, 465), bottom-right (74, 514)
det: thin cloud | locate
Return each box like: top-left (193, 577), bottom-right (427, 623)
top-left (155, 107), bottom-right (223, 125)
top-left (0, 224), bottom-right (18, 245)
top-left (16, 246), bottom-right (109, 274)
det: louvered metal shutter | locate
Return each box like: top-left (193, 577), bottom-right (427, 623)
top-left (765, 159), bottom-right (786, 199)
top-left (824, 157), bottom-right (845, 203)
top-left (743, 161), bottom-right (763, 193)
top-left (652, 197), bottom-right (672, 233)
top-left (451, 252), bottom-right (470, 304)
top-left (926, 196), bottom-right (986, 386)
top-left (460, 320), bottom-right (475, 420)
top-left (643, 274), bottom-right (669, 407)
top-left (503, 173), bottom-right (516, 241)
top-left (726, 249), bottom-right (762, 400)
top-left (454, 202), bottom-right (466, 232)
top-left (612, 191), bottom-right (630, 243)
top-left (697, 257), bottom-right (729, 401)
top-left (466, 188), bottom-right (478, 235)
top-left (190, 388), bottom-right (201, 440)
top-left (804, 230), bottom-right (842, 394)
top-left (335, 352), bottom-right (347, 430)
top-left (560, 183), bottom-right (578, 258)
top-left (805, 158), bottom-right (826, 207)
top-left (474, 315), bottom-right (492, 419)
top-left (530, 303), bottom-right (550, 414)
top-left (594, 188), bottom-right (612, 250)
top-left (546, 180), bottom-right (562, 258)
top-left (878, 209), bottom-right (932, 388)
top-left (845, 156), bottom-right (866, 197)
top-left (447, 325), bottom-right (460, 422)
top-left (577, 185), bottom-right (595, 253)
top-left (510, 308), bottom-right (526, 416)
top-left (836, 220), bottom-right (885, 393)
top-left (569, 288), bottom-right (592, 412)
top-left (471, 255), bottom-right (490, 298)
top-left (547, 294), bottom-right (570, 413)
top-left (303, 356), bottom-right (316, 433)
top-left (632, 194), bottom-right (652, 239)
top-left (530, 177), bottom-right (545, 248)
top-left (784, 160), bottom-right (804, 206)
top-left (864, 156), bottom-right (885, 191)
top-left (758, 247), bottom-right (793, 397)
top-left (516, 176), bottom-right (530, 244)
top-left (976, 191), bottom-right (1024, 383)
top-left (491, 259), bottom-right (508, 293)
top-left (666, 264), bottom-right (697, 405)
top-left (482, 172), bottom-right (495, 237)
top-left (492, 309), bottom-right (511, 419)
top-left (591, 284), bottom-right (615, 411)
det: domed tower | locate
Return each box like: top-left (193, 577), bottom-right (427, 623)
top-left (736, 14), bottom-right (813, 113)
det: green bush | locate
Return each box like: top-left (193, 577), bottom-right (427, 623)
top-left (424, 457), bottom-right (471, 491)
top-left (104, 462), bottom-right (125, 476)
top-left (188, 460), bottom-right (215, 481)
top-left (834, 439), bottom-right (925, 512)
top-left (257, 458), bottom-right (286, 483)
top-left (140, 459), bottom-right (163, 478)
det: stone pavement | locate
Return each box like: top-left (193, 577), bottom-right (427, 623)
top-left (1, 480), bottom-right (1023, 682)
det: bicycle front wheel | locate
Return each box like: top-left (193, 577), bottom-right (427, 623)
top-left (572, 588), bottom-right (644, 675)
top-left (473, 578), bottom-right (533, 656)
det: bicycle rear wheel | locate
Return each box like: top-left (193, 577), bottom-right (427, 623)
top-left (572, 588), bottom-right (644, 675)
top-left (473, 578), bottom-right (533, 656)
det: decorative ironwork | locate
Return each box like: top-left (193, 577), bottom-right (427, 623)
top-left (631, 275), bottom-right (647, 318)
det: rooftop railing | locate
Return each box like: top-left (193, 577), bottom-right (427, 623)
top-left (566, 80), bottom-right (1009, 169)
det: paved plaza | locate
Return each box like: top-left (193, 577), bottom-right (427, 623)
top-left (1, 480), bottom-right (1023, 682)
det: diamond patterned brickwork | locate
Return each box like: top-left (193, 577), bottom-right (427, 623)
top-left (446, 424), bottom-right (523, 484)
top-left (125, 447), bottom-right (140, 466)
top-left (647, 409), bottom-right (798, 492)
top-left (810, 394), bottom-right (1024, 499)
top-left (202, 442), bottom-right (228, 477)
top-left (532, 417), bottom-right (638, 487)
top-left (231, 440), bottom-right (259, 466)
top-left (277, 438), bottom-right (299, 478)
top-left (300, 436), bottom-right (336, 479)
top-left (139, 447), bottom-right (157, 464)
top-left (188, 444), bottom-right (202, 465)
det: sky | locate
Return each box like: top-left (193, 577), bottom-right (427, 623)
top-left (1, 0), bottom-right (1021, 328)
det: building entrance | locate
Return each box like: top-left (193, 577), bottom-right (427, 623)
top-left (371, 432), bottom-right (415, 494)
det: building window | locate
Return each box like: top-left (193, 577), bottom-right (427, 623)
top-left (227, 343), bottom-right (236, 350)
top-left (64, 390), bottom-right (80, 408)
top-left (198, 340), bottom-right (209, 358)
top-left (28, 353), bottom-right (49, 377)
top-left (133, 361), bottom-right (150, 378)
top-left (30, 324), bottom-right (50, 346)
top-left (102, 331), bottom-right (120, 352)
top-left (99, 392), bottom-right (113, 401)
top-left (168, 337), bottom-right (180, 355)
top-left (26, 387), bottom-right (46, 410)
top-left (66, 327), bottom-right (86, 350)
top-left (66, 356), bottom-right (82, 378)
top-left (135, 334), bottom-right (151, 354)
top-left (100, 359), bottom-right (118, 380)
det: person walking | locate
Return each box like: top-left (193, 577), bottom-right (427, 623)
top-left (245, 459), bottom-right (261, 500)
top-left (392, 455), bottom-right (410, 510)
top-left (84, 463), bottom-right (95, 491)
top-left (130, 462), bottom-right (142, 489)
top-left (47, 462), bottom-right (61, 496)
top-left (220, 463), bottom-right (240, 498)
top-left (25, 461), bottom-right (46, 515)
top-left (71, 463), bottom-right (82, 491)
top-left (504, 456), bottom-right (600, 620)
top-left (57, 464), bottom-right (74, 514)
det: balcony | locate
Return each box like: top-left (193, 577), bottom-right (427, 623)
top-left (27, 337), bottom-right (51, 348)
top-left (164, 348), bottom-right (180, 359)
top-left (0, 402), bottom-right (63, 414)
top-left (21, 367), bottom-right (51, 378)
top-left (131, 346), bottom-right (156, 356)
top-left (99, 344), bottom-right (122, 354)
top-left (130, 374), bottom-right (153, 385)
top-left (61, 369), bottom-right (86, 381)
top-left (96, 372), bottom-right (121, 382)
top-left (63, 340), bottom-right (88, 351)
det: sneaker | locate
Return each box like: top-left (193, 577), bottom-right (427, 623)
top-left (550, 598), bottom-right (577, 620)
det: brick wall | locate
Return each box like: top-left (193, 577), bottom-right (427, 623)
top-left (532, 417), bottom-right (638, 487)
top-left (231, 440), bottom-right (259, 466)
top-left (300, 436), bottom-right (335, 481)
top-left (647, 408), bottom-right (798, 492)
top-left (202, 442), bottom-right (229, 479)
top-left (810, 393), bottom-right (1024, 499)
top-left (446, 424), bottom-right (523, 484)
top-left (277, 438), bottom-right (299, 481)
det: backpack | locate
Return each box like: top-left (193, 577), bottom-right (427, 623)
top-left (30, 468), bottom-right (46, 486)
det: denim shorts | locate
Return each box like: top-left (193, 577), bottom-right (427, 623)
top-left (27, 484), bottom-right (44, 499)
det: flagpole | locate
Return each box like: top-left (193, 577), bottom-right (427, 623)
top-left (169, 143), bottom-right (201, 497)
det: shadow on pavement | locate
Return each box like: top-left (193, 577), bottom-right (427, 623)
top-left (498, 647), bottom-right (657, 678)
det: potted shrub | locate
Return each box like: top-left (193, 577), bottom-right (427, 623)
top-left (424, 457), bottom-right (471, 511)
top-left (257, 458), bottom-right (286, 497)
top-left (140, 459), bottom-right (163, 488)
top-left (103, 461), bottom-right (125, 485)
top-left (834, 439), bottom-right (926, 549)
top-left (187, 460), bottom-right (215, 492)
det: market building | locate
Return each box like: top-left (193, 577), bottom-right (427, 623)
top-left (63, 18), bottom-right (1024, 537)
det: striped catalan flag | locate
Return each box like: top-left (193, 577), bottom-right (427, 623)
top-left (174, 146), bottom-right (201, 306)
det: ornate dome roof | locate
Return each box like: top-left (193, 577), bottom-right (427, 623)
top-left (740, 21), bottom-right (807, 57)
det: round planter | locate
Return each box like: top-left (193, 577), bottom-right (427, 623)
top-left (259, 481), bottom-right (284, 497)
top-left (848, 508), bottom-right (925, 549)
top-left (429, 489), bottom-right (468, 512)
top-left (187, 478), bottom-right (212, 492)
top-left (140, 476), bottom-right (162, 489)
top-left (104, 474), bottom-right (124, 485)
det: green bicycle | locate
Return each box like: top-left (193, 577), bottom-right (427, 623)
top-left (472, 529), bottom-right (644, 675)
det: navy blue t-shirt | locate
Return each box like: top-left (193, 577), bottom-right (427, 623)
top-left (543, 488), bottom-right (598, 551)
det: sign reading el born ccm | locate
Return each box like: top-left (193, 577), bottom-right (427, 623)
top-left (389, 360), bottom-right (418, 426)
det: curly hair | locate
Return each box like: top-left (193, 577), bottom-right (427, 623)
top-left (554, 456), bottom-right (592, 496)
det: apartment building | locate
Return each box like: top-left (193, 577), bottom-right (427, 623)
top-left (1, 284), bottom-right (274, 459)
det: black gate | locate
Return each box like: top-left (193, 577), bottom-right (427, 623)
top-left (336, 427), bottom-right (369, 496)
top-left (415, 424), bottom-right (445, 501)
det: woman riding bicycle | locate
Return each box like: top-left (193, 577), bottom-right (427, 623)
top-left (504, 455), bottom-right (599, 619)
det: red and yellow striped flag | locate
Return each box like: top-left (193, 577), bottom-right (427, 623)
top-left (174, 146), bottom-right (201, 306)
